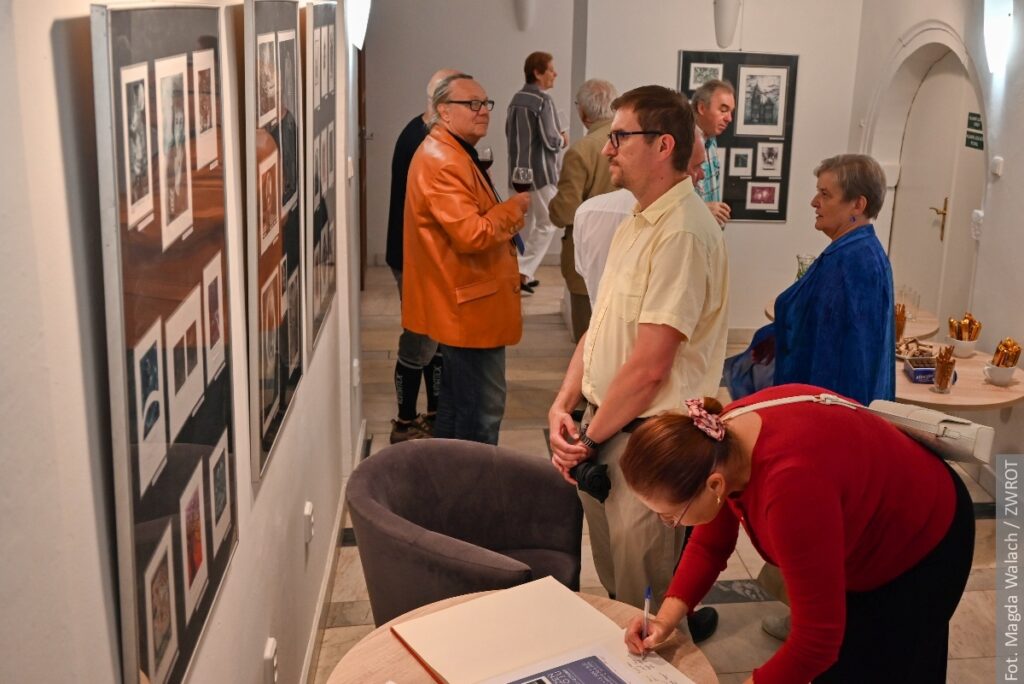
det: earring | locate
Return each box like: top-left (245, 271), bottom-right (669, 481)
top-left (850, 215), bottom-right (856, 222)
top-left (716, 494), bottom-right (722, 506)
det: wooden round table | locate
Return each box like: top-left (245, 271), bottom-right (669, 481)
top-left (895, 351), bottom-right (1024, 409)
top-left (326, 591), bottom-right (718, 683)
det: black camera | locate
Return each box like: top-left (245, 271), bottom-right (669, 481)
top-left (570, 460), bottom-right (611, 503)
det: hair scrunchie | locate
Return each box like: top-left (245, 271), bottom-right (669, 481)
top-left (685, 398), bottom-right (726, 442)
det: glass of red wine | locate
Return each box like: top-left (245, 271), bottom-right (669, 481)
top-left (511, 166), bottom-right (533, 194)
top-left (478, 146), bottom-right (494, 172)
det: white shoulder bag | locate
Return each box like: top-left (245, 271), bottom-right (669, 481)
top-left (721, 392), bottom-right (993, 466)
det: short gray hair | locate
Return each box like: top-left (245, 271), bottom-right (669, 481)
top-left (814, 154), bottom-right (888, 219)
top-left (691, 79), bottom-right (734, 112)
top-left (429, 73), bottom-right (474, 127)
top-left (575, 79), bottom-right (617, 122)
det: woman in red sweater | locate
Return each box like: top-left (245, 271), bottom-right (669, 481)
top-left (620, 383), bottom-right (974, 683)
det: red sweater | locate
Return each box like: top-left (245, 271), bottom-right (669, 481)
top-left (666, 384), bottom-right (956, 683)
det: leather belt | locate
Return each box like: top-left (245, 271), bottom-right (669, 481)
top-left (585, 402), bottom-right (649, 434)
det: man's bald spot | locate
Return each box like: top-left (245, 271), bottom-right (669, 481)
top-left (427, 68), bottom-right (460, 99)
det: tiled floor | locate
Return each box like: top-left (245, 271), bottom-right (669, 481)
top-left (312, 264), bottom-right (997, 683)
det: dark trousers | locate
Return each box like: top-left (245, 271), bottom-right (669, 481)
top-left (433, 344), bottom-right (506, 445)
top-left (815, 460), bottom-right (975, 683)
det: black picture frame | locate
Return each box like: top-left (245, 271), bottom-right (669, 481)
top-left (91, 5), bottom-right (238, 683)
top-left (679, 50), bottom-right (799, 222)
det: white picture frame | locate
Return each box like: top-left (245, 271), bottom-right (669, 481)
top-left (327, 24), bottom-right (335, 95)
top-left (164, 285), bottom-right (204, 442)
top-left (256, 32), bottom-right (278, 128)
top-left (143, 524), bottom-right (178, 684)
top-left (312, 27), bottom-right (321, 104)
top-left (312, 131), bottom-right (321, 204)
top-left (746, 181), bottom-right (781, 212)
top-left (319, 24), bottom-right (329, 102)
top-left (178, 460), bottom-right (209, 624)
top-left (154, 54), bottom-right (194, 250)
top-left (287, 269), bottom-right (300, 373)
top-left (688, 62), bottom-right (723, 90)
top-left (134, 318), bottom-right (168, 498)
top-left (258, 148), bottom-right (280, 255)
top-left (191, 48), bottom-right (218, 170)
top-left (756, 141), bottom-right (784, 178)
top-left (207, 429), bottom-right (232, 556)
top-left (327, 121), bottom-right (335, 188)
top-left (736, 65), bottom-right (788, 137)
top-left (201, 252), bottom-right (226, 384)
top-left (729, 148), bottom-right (753, 177)
top-left (120, 62), bottom-right (154, 230)
top-left (277, 29), bottom-right (300, 216)
top-left (259, 268), bottom-right (281, 435)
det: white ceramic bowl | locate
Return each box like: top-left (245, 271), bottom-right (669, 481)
top-left (984, 364), bottom-right (1017, 387)
top-left (947, 337), bottom-right (977, 358)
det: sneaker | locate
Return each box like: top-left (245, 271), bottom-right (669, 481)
top-left (761, 613), bottom-right (791, 641)
top-left (390, 416), bottom-right (431, 444)
top-left (686, 606), bottom-right (719, 644)
top-left (419, 412), bottom-right (436, 435)
top-left (526, 279), bottom-right (540, 288)
top-left (519, 283), bottom-right (534, 295)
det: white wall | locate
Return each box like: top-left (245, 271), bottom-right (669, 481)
top-left (1, 2), bottom-right (353, 683)
top-left (361, 0), bottom-right (576, 267)
top-left (585, 0), bottom-right (864, 331)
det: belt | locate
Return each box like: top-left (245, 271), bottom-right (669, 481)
top-left (585, 402), bottom-right (649, 434)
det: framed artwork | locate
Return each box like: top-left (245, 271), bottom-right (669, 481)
top-left (143, 524), bottom-right (178, 684)
top-left (92, 6), bottom-right (238, 683)
top-left (756, 141), bottom-right (784, 178)
top-left (207, 430), bottom-right (233, 555)
top-left (305, 1), bottom-right (338, 356)
top-left (191, 49), bottom-right (218, 170)
top-left (730, 148), bottom-right (753, 177)
top-left (155, 54), bottom-right (194, 249)
top-left (678, 50), bottom-right (798, 221)
top-left (688, 62), bottom-right (723, 90)
top-left (747, 181), bottom-right (781, 212)
top-left (178, 460), bottom-right (209, 624)
top-left (120, 63), bottom-right (155, 230)
top-left (246, 0), bottom-right (304, 479)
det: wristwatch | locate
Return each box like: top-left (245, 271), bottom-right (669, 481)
top-left (578, 425), bottom-right (601, 452)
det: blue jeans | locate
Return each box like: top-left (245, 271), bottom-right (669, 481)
top-left (434, 344), bottom-right (506, 445)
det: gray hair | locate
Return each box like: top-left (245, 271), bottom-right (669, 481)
top-left (691, 79), bottom-right (735, 112)
top-left (575, 79), bottom-right (617, 123)
top-left (429, 72), bottom-right (474, 127)
top-left (814, 154), bottom-right (888, 219)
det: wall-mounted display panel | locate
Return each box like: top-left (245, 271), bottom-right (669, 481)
top-left (678, 50), bottom-right (799, 222)
top-left (91, 5), bottom-right (238, 684)
top-left (245, 0), bottom-right (305, 479)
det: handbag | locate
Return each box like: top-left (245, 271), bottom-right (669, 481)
top-left (721, 392), bottom-right (993, 465)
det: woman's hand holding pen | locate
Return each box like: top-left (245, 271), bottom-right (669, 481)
top-left (624, 614), bottom-right (675, 656)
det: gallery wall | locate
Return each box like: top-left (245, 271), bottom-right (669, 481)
top-left (361, 0), bottom-right (576, 269)
top-left (0, 2), bottom-right (354, 683)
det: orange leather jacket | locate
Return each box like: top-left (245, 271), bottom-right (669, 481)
top-left (402, 126), bottom-right (526, 348)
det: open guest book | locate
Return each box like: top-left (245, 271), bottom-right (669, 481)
top-left (390, 576), bottom-right (696, 684)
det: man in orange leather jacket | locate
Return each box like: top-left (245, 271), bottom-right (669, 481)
top-left (403, 73), bottom-right (531, 444)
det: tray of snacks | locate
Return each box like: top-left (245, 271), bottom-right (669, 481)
top-left (896, 337), bottom-right (935, 361)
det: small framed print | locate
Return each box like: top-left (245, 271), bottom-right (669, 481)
top-left (319, 26), bottom-right (328, 101)
top-left (191, 49), bottom-right (218, 170)
top-left (256, 32), bottom-right (278, 128)
top-left (327, 121), bottom-right (335, 188)
top-left (178, 460), bottom-right (209, 624)
top-left (143, 524), bottom-right (178, 684)
top-left (312, 27), bottom-right (321, 104)
top-left (207, 429), bottom-right (232, 556)
top-left (688, 62), bottom-right (723, 90)
top-left (277, 29), bottom-right (300, 215)
top-left (258, 149), bottom-right (280, 255)
top-left (736, 65), bottom-right (788, 137)
top-left (154, 54), bottom-right (194, 250)
top-left (201, 252), bottom-right (226, 384)
top-left (259, 268), bottom-right (281, 436)
top-left (327, 25), bottom-right (335, 95)
top-left (134, 318), bottom-right (168, 498)
top-left (320, 132), bottom-right (329, 193)
top-left (747, 181), bottom-right (781, 212)
top-left (729, 148), bottom-right (753, 177)
top-left (164, 285), bottom-right (204, 442)
top-left (312, 132), bottom-right (321, 203)
top-left (120, 62), bottom-right (154, 230)
top-left (287, 269), bottom-right (300, 374)
top-left (756, 141), bottom-right (783, 178)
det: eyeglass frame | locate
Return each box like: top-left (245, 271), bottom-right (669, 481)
top-left (444, 99), bottom-right (495, 112)
top-left (658, 490), bottom-right (700, 528)
top-left (607, 129), bottom-right (663, 150)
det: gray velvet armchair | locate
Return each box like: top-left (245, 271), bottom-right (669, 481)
top-left (345, 438), bottom-right (584, 626)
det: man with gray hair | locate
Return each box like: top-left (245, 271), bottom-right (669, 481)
top-left (691, 79), bottom-right (735, 227)
top-left (385, 68), bottom-right (459, 443)
top-left (548, 78), bottom-right (618, 341)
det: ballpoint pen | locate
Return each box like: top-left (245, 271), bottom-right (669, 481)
top-left (642, 585), bottom-right (651, 660)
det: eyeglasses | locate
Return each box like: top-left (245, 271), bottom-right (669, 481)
top-left (658, 495), bottom-right (697, 528)
top-left (607, 130), bottom-right (662, 149)
top-left (446, 99), bottom-right (495, 112)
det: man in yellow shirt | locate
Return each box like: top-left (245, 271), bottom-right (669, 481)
top-left (547, 86), bottom-right (729, 642)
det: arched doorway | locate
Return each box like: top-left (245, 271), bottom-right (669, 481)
top-left (864, 32), bottom-right (987, 326)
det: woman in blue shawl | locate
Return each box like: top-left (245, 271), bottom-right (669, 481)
top-left (726, 154), bottom-right (895, 406)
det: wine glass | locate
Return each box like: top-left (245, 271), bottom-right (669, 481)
top-left (511, 167), bottom-right (533, 194)
top-left (478, 146), bottom-right (494, 172)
